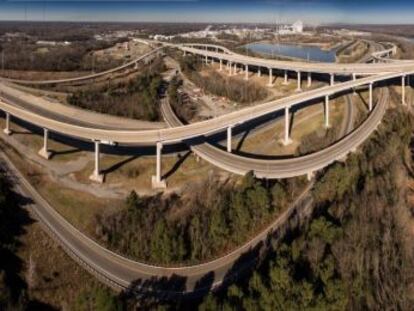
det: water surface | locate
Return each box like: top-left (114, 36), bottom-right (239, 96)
top-left (245, 42), bottom-right (337, 63)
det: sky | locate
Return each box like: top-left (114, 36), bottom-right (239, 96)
top-left (0, 0), bottom-right (413, 24)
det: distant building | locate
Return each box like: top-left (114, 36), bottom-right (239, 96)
top-left (276, 20), bottom-right (304, 35)
top-left (36, 40), bottom-right (71, 46)
top-left (151, 34), bottom-right (175, 41)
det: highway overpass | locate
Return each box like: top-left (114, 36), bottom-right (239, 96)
top-left (0, 38), bottom-right (410, 296)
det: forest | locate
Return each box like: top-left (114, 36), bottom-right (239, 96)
top-left (67, 57), bottom-right (165, 121)
top-left (0, 37), bottom-right (127, 73)
top-left (192, 107), bottom-right (414, 310)
top-left (94, 174), bottom-right (307, 265)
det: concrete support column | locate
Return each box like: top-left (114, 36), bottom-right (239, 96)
top-left (283, 70), bottom-right (289, 85)
top-left (402, 75), bottom-right (406, 105)
top-left (205, 55), bottom-right (208, 65)
top-left (283, 106), bottom-right (292, 146)
top-left (233, 63), bottom-right (237, 75)
top-left (89, 141), bottom-right (103, 183)
top-left (227, 126), bottom-right (232, 153)
top-left (307, 72), bottom-right (312, 87)
top-left (330, 73), bottom-right (335, 86)
top-left (297, 71), bottom-right (302, 92)
top-left (352, 73), bottom-right (357, 96)
top-left (38, 128), bottom-right (51, 159)
top-left (369, 83), bottom-right (373, 111)
top-left (258, 67), bottom-right (261, 77)
top-left (268, 68), bottom-right (273, 87)
top-left (244, 64), bottom-right (249, 81)
top-left (324, 95), bottom-right (330, 128)
top-left (219, 59), bottom-right (223, 71)
top-left (228, 62), bottom-right (232, 75)
top-left (3, 112), bottom-right (11, 135)
top-left (152, 142), bottom-right (166, 189)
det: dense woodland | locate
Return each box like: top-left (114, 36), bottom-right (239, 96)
top-left (191, 107), bottom-right (414, 310)
top-left (94, 174), bottom-right (307, 265)
top-left (0, 165), bottom-right (123, 310)
top-left (178, 55), bottom-right (268, 104)
top-left (0, 168), bottom-right (29, 310)
top-left (67, 57), bottom-right (165, 121)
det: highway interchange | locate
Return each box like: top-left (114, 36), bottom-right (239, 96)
top-left (0, 39), bottom-right (411, 295)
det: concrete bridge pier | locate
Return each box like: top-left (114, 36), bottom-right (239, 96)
top-left (369, 83), bottom-right (373, 111)
top-left (219, 59), bottom-right (223, 71)
top-left (296, 71), bottom-right (302, 92)
top-left (324, 95), bottom-right (330, 128)
top-left (89, 140), bottom-right (104, 183)
top-left (152, 142), bottom-right (166, 189)
top-left (244, 65), bottom-right (249, 81)
top-left (228, 62), bottom-right (232, 76)
top-left (233, 63), bottom-right (238, 75)
top-left (205, 55), bottom-right (208, 65)
top-left (267, 68), bottom-right (273, 87)
top-left (402, 75), bottom-right (407, 106)
top-left (3, 112), bottom-right (11, 135)
top-left (283, 70), bottom-right (289, 85)
top-left (283, 106), bottom-right (292, 146)
top-left (258, 67), bottom-right (261, 77)
top-left (38, 128), bottom-right (51, 160)
top-left (227, 126), bottom-right (232, 152)
top-left (307, 171), bottom-right (314, 181)
top-left (307, 72), bottom-right (312, 88)
top-left (330, 73), bottom-right (335, 86)
top-left (352, 73), bottom-right (357, 96)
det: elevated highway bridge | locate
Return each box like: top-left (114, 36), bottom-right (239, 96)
top-left (0, 38), bottom-right (411, 295)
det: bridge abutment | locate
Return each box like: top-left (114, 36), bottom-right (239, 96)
top-left (402, 75), bottom-right (407, 106)
top-left (268, 68), bottom-right (273, 87)
top-left (152, 142), bottom-right (166, 189)
top-left (283, 70), bottom-right (289, 85)
top-left (3, 112), bottom-right (11, 136)
top-left (283, 106), bottom-right (292, 146)
top-left (89, 140), bottom-right (104, 183)
top-left (38, 128), bottom-right (51, 160)
top-left (244, 65), bottom-right (249, 80)
top-left (369, 83), bottom-right (373, 111)
top-left (227, 126), bottom-right (232, 153)
top-left (296, 71), bottom-right (302, 92)
top-left (324, 95), bottom-right (330, 128)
